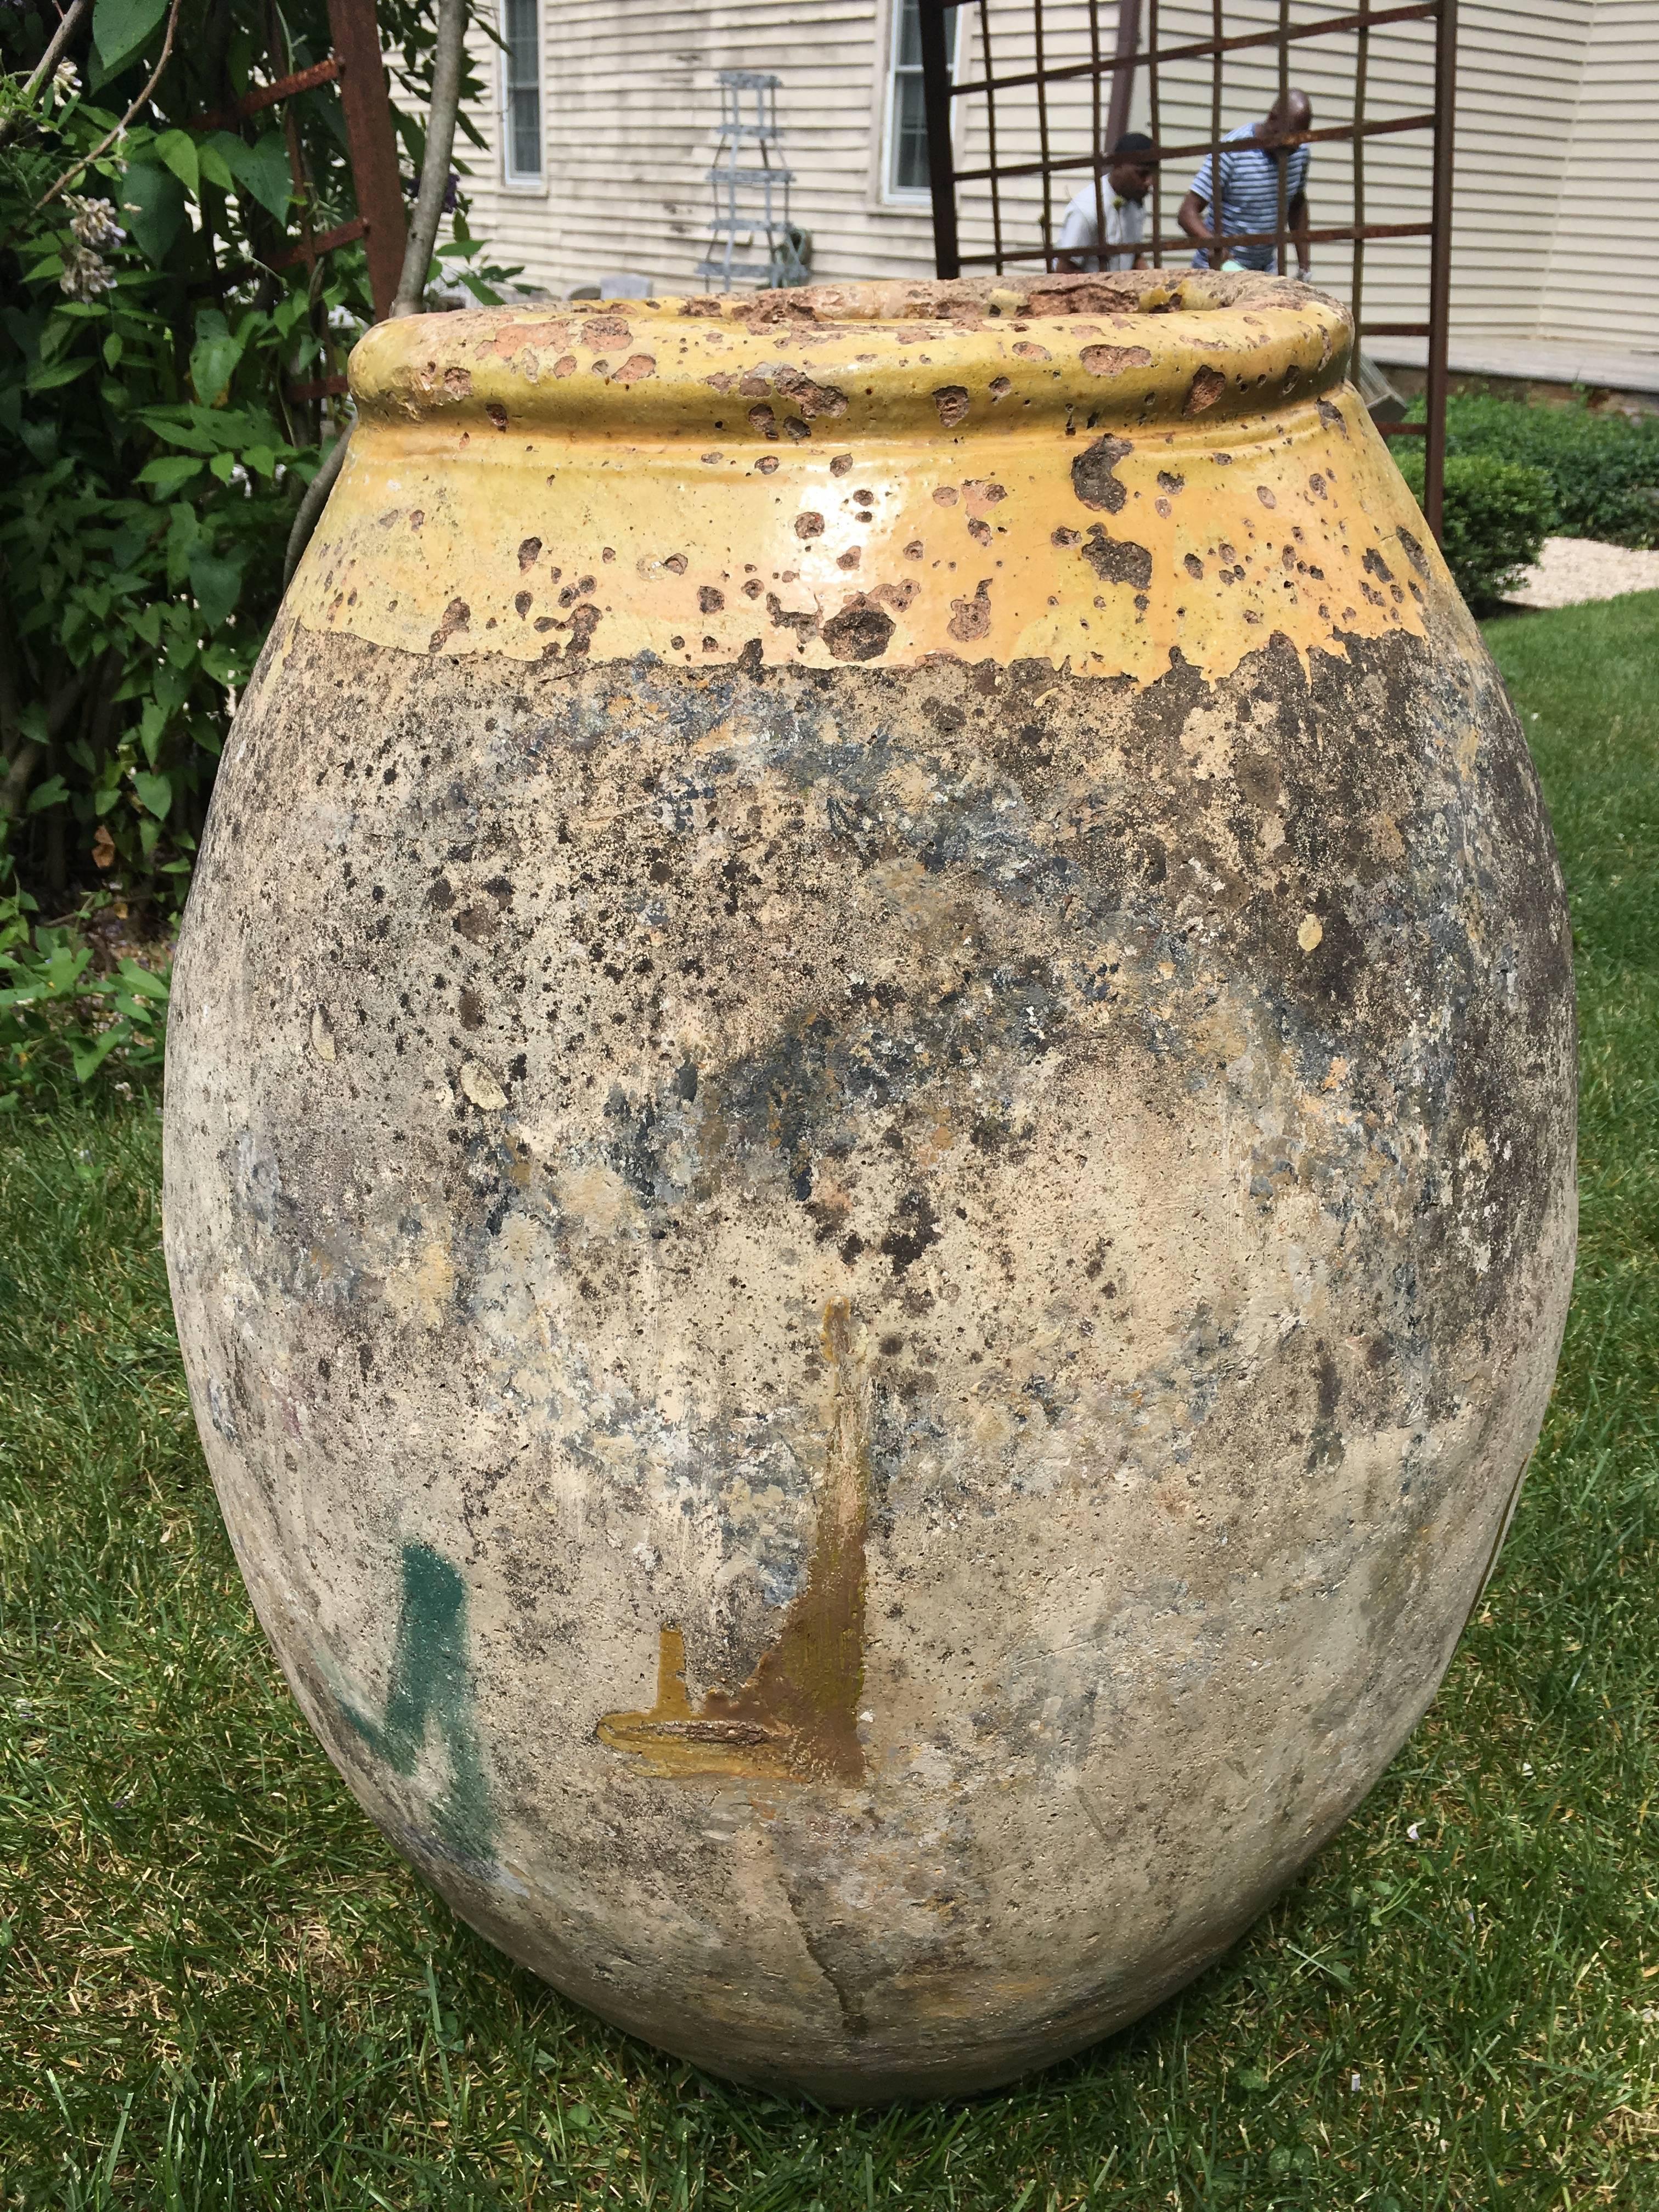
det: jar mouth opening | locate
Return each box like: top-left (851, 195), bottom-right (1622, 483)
top-left (347, 270), bottom-right (1350, 439)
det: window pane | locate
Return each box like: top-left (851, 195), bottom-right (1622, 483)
top-left (505, 0), bottom-right (538, 83)
top-left (889, 2), bottom-right (955, 195)
top-left (504, 0), bottom-right (540, 178)
top-left (896, 0), bottom-right (922, 70)
top-left (510, 86), bottom-right (540, 178)
top-left (892, 69), bottom-right (928, 194)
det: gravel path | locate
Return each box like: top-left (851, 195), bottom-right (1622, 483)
top-left (1506, 535), bottom-right (1659, 610)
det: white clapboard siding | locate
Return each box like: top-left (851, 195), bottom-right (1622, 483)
top-left (452, 0), bottom-right (1656, 362)
top-left (1539, 1), bottom-right (1659, 350)
top-left (457, 1), bottom-right (941, 295)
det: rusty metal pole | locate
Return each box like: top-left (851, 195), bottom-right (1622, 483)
top-left (1105, 0), bottom-right (1141, 154)
top-left (1034, 0), bottom-right (1053, 268)
top-left (920, 1), bottom-right (961, 279)
top-left (1090, 0), bottom-right (1108, 267)
top-left (1148, 0), bottom-right (1162, 264)
top-left (1352, 0), bottom-right (1370, 342)
top-left (1275, 0), bottom-right (1290, 275)
top-left (328, 0), bottom-right (408, 321)
top-left (1425, 0), bottom-right (1457, 543)
top-left (1209, 0), bottom-right (1224, 267)
top-left (978, 0), bottom-right (1004, 273)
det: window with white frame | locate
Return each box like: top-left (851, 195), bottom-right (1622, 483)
top-left (885, 0), bottom-right (960, 200)
top-left (501, 0), bottom-right (543, 184)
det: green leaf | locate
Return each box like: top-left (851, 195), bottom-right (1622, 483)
top-left (114, 957), bottom-right (171, 1003)
top-left (26, 359), bottom-right (96, 393)
top-left (165, 499), bottom-right (200, 580)
top-left (93, 0), bottom-right (169, 77)
top-left (196, 143), bottom-right (235, 193)
top-left (70, 1022), bottom-right (130, 1081)
top-left (26, 776), bottom-right (70, 815)
top-left (117, 160), bottom-right (185, 266)
top-left (188, 549), bottom-right (243, 631)
top-left (131, 770), bottom-right (173, 819)
top-left (136, 455), bottom-right (204, 494)
top-left (206, 131), bottom-right (293, 223)
top-left (153, 130), bottom-right (199, 196)
top-left (139, 417), bottom-right (219, 455)
top-left (138, 698), bottom-right (167, 768)
top-left (189, 330), bottom-right (244, 407)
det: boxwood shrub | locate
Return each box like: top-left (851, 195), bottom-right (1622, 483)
top-left (1434, 394), bottom-right (1659, 549)
top-left (1393, 446), bottom-right (1555, 611)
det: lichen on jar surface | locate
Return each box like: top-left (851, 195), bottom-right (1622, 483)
top-left (163, 272), bottom-right (1577, 2102)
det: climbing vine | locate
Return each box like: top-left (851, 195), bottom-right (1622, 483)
top-left (0, 1), bottom-right (514, 1099)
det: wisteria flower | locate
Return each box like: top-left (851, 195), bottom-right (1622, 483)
top-left (60, 244), bottom-right (117, 299)
top-left (65, 194), bottom-right (124, 251)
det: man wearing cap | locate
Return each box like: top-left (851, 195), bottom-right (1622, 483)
top-left (1178, 90), bottom-right (1313, 276)
top-left (1053, 132), bottom-right (1157, 274)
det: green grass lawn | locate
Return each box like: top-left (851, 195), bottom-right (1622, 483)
top-left (3, 596), bottom-right (1657, 2211)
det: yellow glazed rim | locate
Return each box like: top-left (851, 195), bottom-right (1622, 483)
top-left (346, 270), bottom-right (1353, 444)
top-left (283, 270), bottom-right (1441, 686)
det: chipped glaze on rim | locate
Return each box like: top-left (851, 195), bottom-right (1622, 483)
top-left (346, 271), bottom-right (1352, 442)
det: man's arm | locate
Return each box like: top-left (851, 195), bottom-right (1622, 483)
top-left (1288, 187), bottom-right (1310, 278)
top-left (1178, 188), bottom-right (1218, 264)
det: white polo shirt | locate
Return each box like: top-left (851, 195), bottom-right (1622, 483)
top-left (1056, 184), bottom-right (1147, 272)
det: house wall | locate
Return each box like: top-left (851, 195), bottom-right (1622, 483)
top-left (456, 1), bottom-right (939, 298)
top-left (1538, 0), bottom-right (1659, 348)
top-left (454, 0), bottom-right (1657, 356)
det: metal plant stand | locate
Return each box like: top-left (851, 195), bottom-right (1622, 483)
top-left (698, 71), bottom-right (809, 291)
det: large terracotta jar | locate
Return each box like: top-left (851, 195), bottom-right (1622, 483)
top-left (164, 272), bottom-right (1576, 2101)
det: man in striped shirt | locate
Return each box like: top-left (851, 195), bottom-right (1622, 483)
top-left (1178, 89), bottom-right (1313, 277)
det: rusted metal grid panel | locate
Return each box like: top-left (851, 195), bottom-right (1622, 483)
top-left (950, 1), bottom-right (1124, 274)
top-left (943, 0), bottom-right (1617, 341)
top-left (1107, 0), bottom-right (1436, 314)
top-left (923, 0), bottom-right (1457, 533)
top-left (945, 1), bottom-right (1442, 295)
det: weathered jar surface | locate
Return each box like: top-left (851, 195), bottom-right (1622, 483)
top-left (163, 272), bottom-right (1576, 2101)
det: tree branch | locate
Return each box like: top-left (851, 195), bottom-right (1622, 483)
top-left (1, 662), bottom-right (103, 822)
top-left (283, 433), bottom-right (349, 589)
top-left (390, 0), bottom-right (467, 319)
top-left (32, 0), bottom-right (183, 219)
top-left (0, 610), bottom-right (22, 757)
top-left (286, 1), bottom-right (470, 587)
top-left (1, 743), bottom-right (42, 821)
top-left (22, 0), bottom-right (92, 101)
